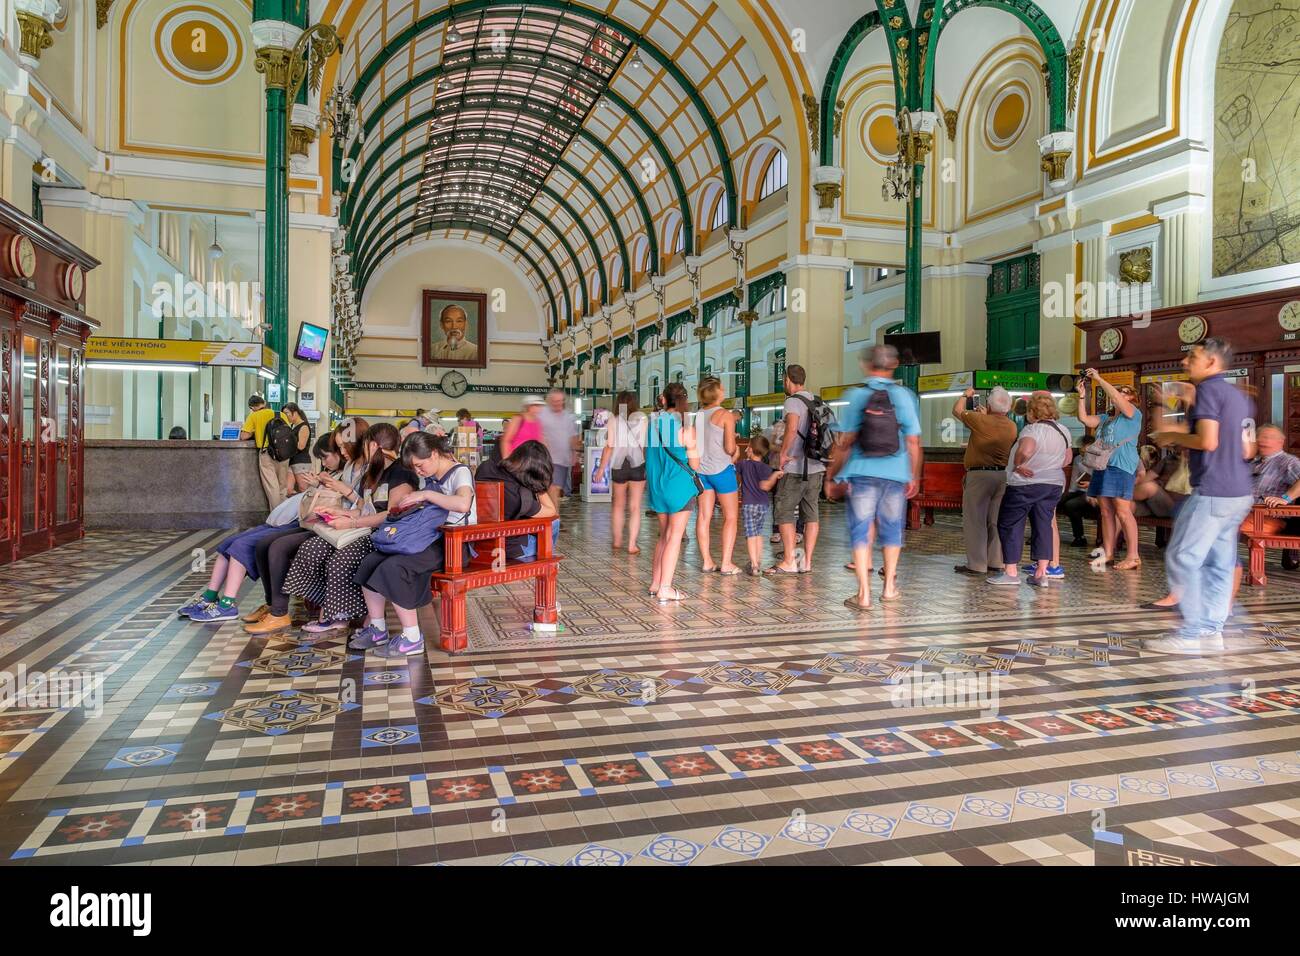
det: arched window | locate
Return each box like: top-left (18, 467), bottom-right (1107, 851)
top-left (710, 194), bottom-right (728, 230)
top-left (673, 222), bottom-right (686, 254)
top-left (758, 151), bottom-right (788, 199)
top-left (608, 255), bottom-right (623, 292)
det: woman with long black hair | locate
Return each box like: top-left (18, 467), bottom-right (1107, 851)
top-left (349, 431), bottom-right (483, 657)
top-left (646, 382), bottom-right (701, 603)
top-left (284, 422), bottom-right (415, 637)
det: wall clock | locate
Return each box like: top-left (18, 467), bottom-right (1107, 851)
top-left (6, 234), bottom-right (36, 279)
top-left (1279, 300), bottom-right (1300, 332)
top-left (440, 370), bottom-right (469, 398)
top-left (60, 262), bottom-right (84, 301)
top-left (1178, 315), bottom-right (1207, 345)
top-left (1098, 327), bottom-right (1123, 355)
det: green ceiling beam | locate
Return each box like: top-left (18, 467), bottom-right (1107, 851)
top-left (819, 12), bottom-right (881, 159)
top-left (348, 0), bottom-right (737, 228)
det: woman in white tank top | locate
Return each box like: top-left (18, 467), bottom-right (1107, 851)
top-left (596, 391), bottom-right (649, 554)
top-left (694, 376), bottom-right (742, 574)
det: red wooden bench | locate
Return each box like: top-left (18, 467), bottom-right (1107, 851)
top-left (906, 462), bottom-right (965, 530)
top-left (1242, 504), bottom-right (1300, 587)
top-left (429, 481), bottom-right (561, 654)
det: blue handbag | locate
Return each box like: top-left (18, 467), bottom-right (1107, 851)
top-left (371, 502), bottom-right (449, 555)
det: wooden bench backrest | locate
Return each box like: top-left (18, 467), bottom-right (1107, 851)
top-left (921, 462), bottom-right (966, 496)
top-left (475, 480), bottom-right (504, 524)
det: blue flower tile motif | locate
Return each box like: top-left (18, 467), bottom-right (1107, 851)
top-left (712, 826), bottom-right (771, 858)
top-left (961, 796), bottom-right (1011, 819)
top-left (501, 853), bottom-right (553, 866)
top-left (361, 725), bottom-right (420, 748)
top-left (1212, 763), bottom-right (1262, 782)
top-left (903, 803), bottom-right (955, 829)
top-left (1167, 770), bottom-right (1217, 789)
top-left (1069, 782), bottom-right (1118, 803)
top-left (363, 671), bottom-right (408, 687)
top-left (1015, 789), bottom-right (1066, 812)
top-left (1120, 776), bottom-right (1169, 796)
top-left (842, 811), bottom-right (896, 837)
top-left (1257, 758), bottom-right (1300, 776)
top-left (566, 844), bottom-right (630, 867)
top-left (779, 818), bottom-right (836, 847)
top-left (640, 834), bottom-right (704, 866)
top-left (107, 743), bottom-right (181, 770)
top-left (161, 682), bottom-right (218, 700)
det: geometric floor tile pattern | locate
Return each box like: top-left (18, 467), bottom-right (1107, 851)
top-left (2, 515), bottom-right (1300, 865)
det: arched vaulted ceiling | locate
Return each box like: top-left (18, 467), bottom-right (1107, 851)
top-left (334, 0), bottom-right (786, 333)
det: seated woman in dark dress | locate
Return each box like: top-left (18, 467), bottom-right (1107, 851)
top-left (349, 432), bottom-right (479, 658)
top-left (474, 440), bottom-right (558, 561)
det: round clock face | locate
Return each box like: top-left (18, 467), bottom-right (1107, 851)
top-left (1280, 301), bottom-right (1300, 332)
top-left (1178, 315), bottom-right (1207, 345)
top-left (440, 370), bottom-right (468, 398)
top-left (7, 235), bottom-right (36, 279)
top-left (61, 263), bottom-right (84, 301)
top-left (1099, 328), bottom-right (1123, 355)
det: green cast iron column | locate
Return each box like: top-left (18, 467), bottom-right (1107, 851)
top-left (740, 311), bottom-right (755, 438)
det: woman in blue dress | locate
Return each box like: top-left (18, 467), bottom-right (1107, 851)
top-left (646, 382), bottom-right (701, 603)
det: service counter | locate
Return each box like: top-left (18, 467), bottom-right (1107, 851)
top-left (85, 439), bottom-right (266, 530)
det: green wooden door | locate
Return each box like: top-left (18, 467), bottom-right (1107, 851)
top-left (986, 253), bottom-right (1041, 372)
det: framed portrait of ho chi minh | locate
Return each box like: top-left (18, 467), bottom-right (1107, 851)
top-left (422, 290), bottom-right (487, 369)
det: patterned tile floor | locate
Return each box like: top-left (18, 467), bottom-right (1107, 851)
top-left (1, 507), bottom-right (1299, 867)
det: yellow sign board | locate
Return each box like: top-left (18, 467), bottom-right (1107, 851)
top-left (1099, 370), bottom-right (1136, 389)
top-left (86, 337), bottom-right (265, 368)
top-left (820, 384), bottom-right (858, 401)
top-left (918, 371), bottom-right (974, 393)
top-left (1139, 371), bottom-right (1188, 385)
top-left (745, 391), bottom-right (786, 409)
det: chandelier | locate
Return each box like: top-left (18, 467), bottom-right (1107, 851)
top-left (882, 110), bottom-right (917, 203)
top-left (322, 87), bottom-right (362, 145)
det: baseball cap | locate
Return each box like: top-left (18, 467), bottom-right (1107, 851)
top-left (522, 395), bottom-right (545, 408)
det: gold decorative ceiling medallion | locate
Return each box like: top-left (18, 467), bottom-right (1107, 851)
top-left (154, 6), bottom-right (243, 86)
top-left (16, 12), bottom-right (54, 62)
top-left (1118, 246), bottom-right (1153, 285)
top-left (802, 93), bottom-right (819, 150)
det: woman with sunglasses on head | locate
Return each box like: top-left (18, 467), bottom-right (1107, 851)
top-left (284, 422), bottom-right (417, 637)
top-left (1076, 368), bottom-right (1144, 570)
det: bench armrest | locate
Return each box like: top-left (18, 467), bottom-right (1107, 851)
top-left (442, 517), bottom-right (555, 573)
top-left (1244, 504), bottom-right (1300, 534)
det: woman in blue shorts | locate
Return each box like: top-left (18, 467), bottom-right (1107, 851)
top-left (1077, 369), bottom-right (1143, 570)
top-left (693, 376), bottom-right (742, 575)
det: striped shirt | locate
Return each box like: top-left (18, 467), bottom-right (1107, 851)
top-left (1253, 451), bottom-right (1300, 502)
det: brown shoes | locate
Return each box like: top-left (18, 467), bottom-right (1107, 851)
top-left (243, 613), bottom-right (291, 634)
top-left (242, 604), bottom-right (271, 624)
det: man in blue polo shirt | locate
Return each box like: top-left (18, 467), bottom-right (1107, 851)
top-left (826, 344), bottom-right (922, 612)
top-left (1149, 337), bottom-right (1256, 652)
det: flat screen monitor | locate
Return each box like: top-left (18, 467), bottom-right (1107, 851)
top-left (884, 331), bottom-right (941, 366)
top-left (293, 322), bottom-right (329, 363)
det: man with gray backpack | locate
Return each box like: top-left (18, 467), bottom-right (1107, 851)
top-left (826, 345), bottom-right (923, 611)
top-left (768, 365), bottom-right (836, 574)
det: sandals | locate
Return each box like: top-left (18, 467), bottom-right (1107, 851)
top-left (1115, 558), bottom-right (1142, 571)
top-left (718, 567), bottom-right (742, 576)
top-left (843, 597), bottom-right (872, 612)
top-left (656, 587), bottom-right (686, 604)
top-left (764, 565), bottom-right (800, 576)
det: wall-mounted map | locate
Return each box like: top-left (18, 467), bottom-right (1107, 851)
top-left (1213, 0), bottom-right (1300, 277)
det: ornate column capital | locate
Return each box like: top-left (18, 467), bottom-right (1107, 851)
top-left (14, 0), bottom-right (60, 68)
top-left (1037, 131), bottom-right (1076, 187)
top-left (812, 165), bottom-right (843, 212)
top-left (255, 47), bottom-right (295, 91)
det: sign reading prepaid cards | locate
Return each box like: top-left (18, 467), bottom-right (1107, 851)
top-left (86, 337), bottom-right (269, 368)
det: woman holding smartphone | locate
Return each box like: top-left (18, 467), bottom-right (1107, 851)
top-left (1076, 369), bottom-right (1144, 570)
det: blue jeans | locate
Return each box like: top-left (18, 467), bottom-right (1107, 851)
top-left (1165, 491), bottom-right (1253, 637)
top-left (846, 476), bottom-right (907, 548)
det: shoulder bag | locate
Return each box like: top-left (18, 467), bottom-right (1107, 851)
top-left (371, 502), bottom-right (450, 555)
top-left (659, 415), bottom-right (705, 494)
top-left (1082, 419), bottom-right (1136, 472)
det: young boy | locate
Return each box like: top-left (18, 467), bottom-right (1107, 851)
top-left (736, 435), bottom-right (784, 575)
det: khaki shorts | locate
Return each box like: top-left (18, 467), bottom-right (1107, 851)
top-left (773, 472), bottom-right (824, 526)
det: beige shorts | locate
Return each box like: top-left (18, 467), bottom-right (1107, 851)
top-left (773, 472), bottom-right (824, 526)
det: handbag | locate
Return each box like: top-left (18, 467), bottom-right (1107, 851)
top-left (371, 502), bottom-right (450, 555)
top-left (1082, 424), bottom-right (1136, 472)
top-left (659, 416), bottom-right (705, 494)
top-left (298, 484), bottom-right (345, 525)
top-left (1165, 455), bottom-right (1192, 496)
top-left (268, 492), bottom-right (304, 527)
top-left (302, 474), bottom-right (372, 548)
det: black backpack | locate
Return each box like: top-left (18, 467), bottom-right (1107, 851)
top-left (855, 386), bottom-right (901, 457)
top-left (264, 416), bottom-right (296, 462)
top-left (793, 394), bottom-right (837, 469)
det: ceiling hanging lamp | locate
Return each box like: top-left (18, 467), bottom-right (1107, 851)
top-left (207, 217), bottom-right (224, 261)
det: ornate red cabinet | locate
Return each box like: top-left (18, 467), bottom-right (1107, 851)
top-left (0, 200), bottom-right (98, 565)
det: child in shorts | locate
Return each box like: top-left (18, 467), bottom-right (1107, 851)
top-left (736, 435), bottom-right (784, 576)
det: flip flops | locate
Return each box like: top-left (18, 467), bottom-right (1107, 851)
top-left (764, 565), bottom-right (800, 576)
top-left (842, 597), bottom-right (872, 612)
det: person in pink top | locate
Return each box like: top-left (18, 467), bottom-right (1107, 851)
top-left (501, 395), bottom-right (546, 458)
